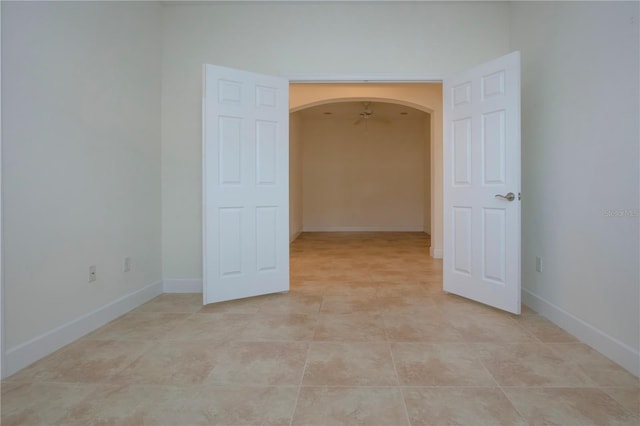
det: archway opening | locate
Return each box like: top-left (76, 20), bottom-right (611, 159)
top-left (290, 100), bottom-right (431, 240)
top-left (288, 83), bottom-right (443, 259)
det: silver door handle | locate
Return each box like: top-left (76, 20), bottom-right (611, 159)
top-left (495, 192), bottom-right (515, 202)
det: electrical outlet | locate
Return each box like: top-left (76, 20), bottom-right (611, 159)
top-left (535, 257), bottom-right (542, 273)
top-left (123, 257), bottom-right (131, 272)
top-left (89, 265), bottom-right (97, 282)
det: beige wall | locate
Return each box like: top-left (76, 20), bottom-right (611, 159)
top-left (423, 117), bottom-right (431, 234)
top-left (290, 83), bottom-right (442, 255)
top-left (301, 111), bottom-right (427, 232)
top-left (161, 2), bottom-right (510, 279)
top-left (289, 112), bottom-right (303, 241)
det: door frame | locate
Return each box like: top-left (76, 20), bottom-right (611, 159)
top-left (1, 3), bottom-right (5, 378)
top-left (287, 75), bottom-right (445, 258)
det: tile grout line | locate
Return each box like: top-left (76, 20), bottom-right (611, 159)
top-left (478, 352), bottom-right (529, 423)
top-left (505, 314), bottom-right (541, 343)
top-left (384, 317), bottom-right (413, 426)
top-left (535, 339), bottom-right (611, 389)
top-left (496, 384), bottom-right (529, 425)
top-left (288, 334), bottom-right (315, 426)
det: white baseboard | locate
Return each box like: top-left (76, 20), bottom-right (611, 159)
top-left (523, 288), bottom-right (639, 377)
top-left (302, 226), bottom-right (424, 232)
top-left (163, 278), bottom-right (203, 293)
top-left (290, 230), bottom-right (302, 243)
top-left (4, 280), bottom-right (163, 379)
top-left (430, 247), bottom-right (443, 259)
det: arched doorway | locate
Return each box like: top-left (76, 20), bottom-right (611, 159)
top-left (289, 83), bottom-right (443, 258)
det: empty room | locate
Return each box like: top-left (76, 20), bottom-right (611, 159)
top-left (2, 1), bottom-right (639, 425)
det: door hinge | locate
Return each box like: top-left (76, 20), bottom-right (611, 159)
top-left (518, 192), bottom-right (521, 200)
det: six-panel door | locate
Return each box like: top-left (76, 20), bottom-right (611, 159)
top-left (443, 52), bottom-right (521, 314)
top-left (203, 65), bottom-right (290, 304)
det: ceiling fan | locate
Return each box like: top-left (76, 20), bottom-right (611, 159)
top-left (354, 102), bottom-right (373, 125)
top-left (353, 102), bottom-right (389, 126)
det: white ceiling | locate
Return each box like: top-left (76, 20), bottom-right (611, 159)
top-left (296, 101), bottom-right (429, 121)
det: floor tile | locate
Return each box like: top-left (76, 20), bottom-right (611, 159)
top-left (511, 313), bottom-right (578, 342)
top-left (320, 282), bottom-right (379, 297)
top-left (402, 387), bottom-right (525, 426)
top-left (376, 283), bottom-right (430, 297)
top-left (55, 384), bottom-right (162, 425)
top-left (476, 342), bottom-right (595, 387)
top-left (320, 294), bottom-right (384, 314)
top-left (239, 313), bottom-right (318, 341)
top-left (303, 342), bottom-right (398, 386)
top-left (1, 382), bottom-right (97, 426)
top-left (8, 340), bottom-right (151, 383)
top-left (447, 313), bottom-right (536, 343)
top-left (548, 343), bottom-right (640, 387)
top-left (317, 270), bottom-right (373, 282)
top-left (162, 313), bottom-right (250, 341)
top-left (314, 312), bottom-right (387, 341)
top-left (205, 341), bottom-right (308, 385)
top-left (198, 296), bottom-right (264, 314)
top-left (435, 296), bottom-right (508, 317)
top-left (383, 312), bottom-right (463, 342)
top-left (391, 343), bottom-right (496, 386)
top-left (62, 384), bottom-right (293, 426)
top-left (378, 295), bottom-right (437, 315)
top-left (504, 387), bottom-right (638, 426)
top-left (257, 293), bottom-right (322, 314)
top-left (86, 312), bottom-right (190, 340)
top-left (119, 385), bottom-right (297, 426)
top-left (58, 381), bottom-right (279, 426)
top-left (603, 387), bottom-right (640, 416)
top-left (369, 269), bottom-right (426, 284)
top-left (292, 386), bottom-right (409, 426)
top-left (137, 293), bottom-right (203, 313)
top-left (111, 341), bottom-right (219, 385)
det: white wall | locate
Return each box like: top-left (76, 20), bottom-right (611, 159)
top-left (302, 113), bottom-right (427, 232)
top-left (289, 112), bottom-right (303, 241)
top-left (510, 1), bottom-right (640, 374)
top-left (161, 1), bottom-right (511, 280)
top-left (2, 1), bottom-right (162, 365)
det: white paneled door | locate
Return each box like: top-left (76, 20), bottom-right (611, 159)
top-left (203, 65), bottom-right (289, 304)
top-left (443, 52), bottom-right (521, 314)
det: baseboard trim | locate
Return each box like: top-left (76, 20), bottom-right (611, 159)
top-left (163, 278), bottom-right (203, 293)
top-left (430, 247), bottom-right (443, 259)
top-left (523, 288), bottom-right (639, 377)
top-left (4, 280), bottom-right (163, 379)
top-left (289, 230), bottom-right (302, 243)
top-left (302, 226), bottom-right (424, 232)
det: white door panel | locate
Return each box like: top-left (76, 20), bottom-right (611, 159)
top-left (203, 64), bottom-right (289, 305)
top-left (443, 51), bottom-right (521, 314)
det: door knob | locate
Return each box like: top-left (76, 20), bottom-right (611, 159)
top-left (495, 192), bottom-right (515, 202)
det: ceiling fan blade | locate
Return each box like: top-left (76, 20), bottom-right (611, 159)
top-left (354, 117), bottom-right (364, 125)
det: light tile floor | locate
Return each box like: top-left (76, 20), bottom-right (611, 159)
top-left (2, 232), bottom-right (638, 425)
